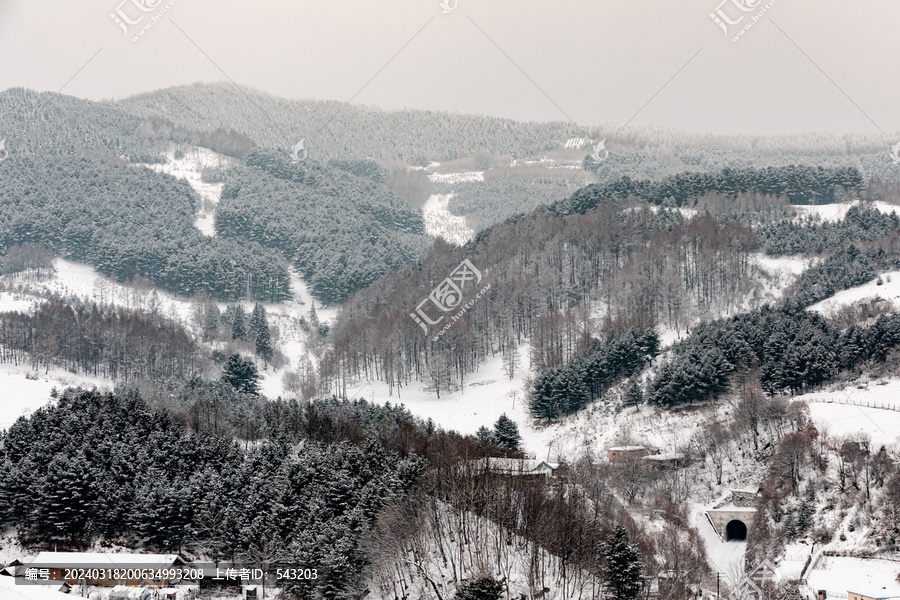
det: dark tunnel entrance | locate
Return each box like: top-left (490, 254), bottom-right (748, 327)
top-left (726, 520), bottom-right (747, 541)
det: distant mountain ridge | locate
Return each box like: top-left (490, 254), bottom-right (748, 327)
top-left (110, 83), bottom-right (900, 180)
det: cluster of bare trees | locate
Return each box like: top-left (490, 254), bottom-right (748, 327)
top-left (0, 242), bottom-right (55, 279)
top-left (0, 299), bottom-right (204, 382)
top-left (323, 201), bottom-right (761, 397)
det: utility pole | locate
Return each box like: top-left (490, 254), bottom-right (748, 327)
top-left (717, 572), bottom-right (720, 599)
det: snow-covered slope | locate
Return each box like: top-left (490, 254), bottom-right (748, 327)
top-left (809, 270), bottom-right (900, 316)
top-left (422, 193), bottom-right (474, 246)
top-left (797, 380), bottom-right (900, 444)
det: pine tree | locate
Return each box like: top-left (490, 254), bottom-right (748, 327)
top-left (476, 426), bottom-right (495, 445)
top-left (252, 304), bottom-right (273, 363)
top-left (232, 305), bottom-right (248, 340)
top-left (622, 378), bottom-right (644, 408)
top-left (204, 303), bottom-right (221, 341)
top-left (256, 325), bottom-right (273, 364)
top-left (222, 353), bottom-right (260, 395)
top-left (38, 453), bottom-right (93, 541)
top-left (250, 303), bottom-right (265, 340)
top-left (492, 414), bottom-right (521, 451)
top-left (602, 526), bottom-right (643, 600)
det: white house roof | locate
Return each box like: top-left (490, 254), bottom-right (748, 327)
top-left (462, 458), bottom-right (557, 474)
top-left (642, 452), bottom-right (684, 461)
top-left (31, 553), bottom-right (184, 568)
top-left (609, 446), bottom-right (646, 452)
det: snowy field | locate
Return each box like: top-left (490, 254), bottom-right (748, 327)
top-left (0, 292), bottom-right (41, 314)
top-left (805, 397), bottom-right (900, 445)
top-left (807, 556), bottom-right (900, 596)
top-left (754, 254), bottom-right (812, 300)
top-left (347, 341), bottom-right (722, 471)
top-left (422, 193), bottom-right (474, 246)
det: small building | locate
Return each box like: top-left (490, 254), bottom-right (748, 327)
top-left (28, 553), bottom-right (186, 588)
top-left (464, 457), bottom-right (562, 479)
top-left (641, 452), bottom-right (686, 469)
top-left (608, 446), bottom-right (648, 462)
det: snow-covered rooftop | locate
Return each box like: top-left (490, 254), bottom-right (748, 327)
top-left (0, 574), bottom-right (73, 600)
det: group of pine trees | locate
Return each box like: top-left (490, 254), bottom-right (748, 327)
top-left (561, 165), bottom-right (864, 212)
top-left (221, 303), bottom-right (273, 363)
top-left (214, 150), bottom-right (428, 303)
top-left (476, 414), bottom-right (522, 451)
top-left (0, 389), bottom-right (425, 597)
top-left (648, 307), bottom-right (900, 405)
top-left (529, 329), bottom-right (660, 420)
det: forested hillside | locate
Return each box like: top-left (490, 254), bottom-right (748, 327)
top-left (327, 171), bottom-right (900, 407)
top-left (324, 200), bottom-right (761, 396)
top-left (648, 308), bottom-right (900, 406)
top-left (0, 389), bottom-right (426, 597)
top-left (0, 155), bottom-right (292, 301)
top-left (215, 149), bottom-right (429, 303)
top-left (0, 299), bottom-right (203, 382)
top-left (551, 165), bottom-right (865, 214)
top-left (0, 88), bottom-right (256, 162)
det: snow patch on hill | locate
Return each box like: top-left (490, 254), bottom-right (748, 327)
top-left (139, 146), bottom-right (235, 236)
top-left (792, 199), bottom-right (899, 222)
top-left (753, 253), bottom-right (812, 299)
top-left (809, 270), bottom-right (900, 316)
top-left (422, 193), bottom-right (474, 246)
top-left (428, 171), bottom-right (484, 184)
top-left (0, 366), bottom-right (109, 431)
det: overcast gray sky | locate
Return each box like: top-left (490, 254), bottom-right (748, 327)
top-left (1, 0), bottom-right (898, 136)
